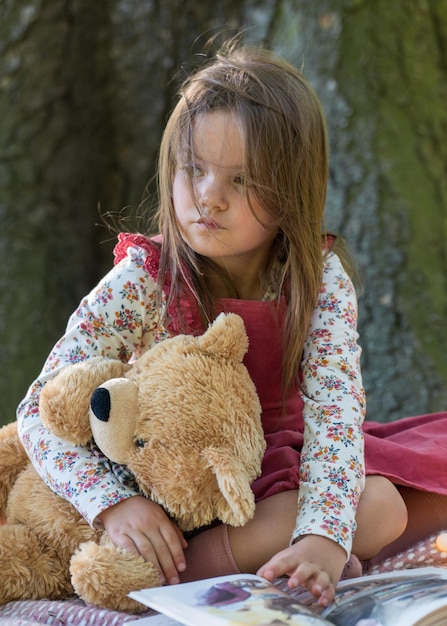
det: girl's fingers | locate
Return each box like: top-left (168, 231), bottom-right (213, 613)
top-left (288, 561), bottom-right (320, 587)
top-left (287, 563), bottom-right (335, 605)
top-left (258, 550), bottom-right (299, 580)
top-left (318, 584), bottom-right (336, 608)
top-left (159, 524), bottom-right (187, 583)
top-left (257, 537), bottom-right (342, 605)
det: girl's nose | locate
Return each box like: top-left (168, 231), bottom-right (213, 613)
top-left (198, 176), bottom-right (228, 211)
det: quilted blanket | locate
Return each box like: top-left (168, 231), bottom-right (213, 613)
top-left (1, 532), bottom-right (446, 626)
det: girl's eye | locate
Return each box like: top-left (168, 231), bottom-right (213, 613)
top-left (233, 174), bottom-right (255, 190)
top-left (233, 174), bottom-right (246, 186)
top-left (182, 163), bottom-right (203, 177)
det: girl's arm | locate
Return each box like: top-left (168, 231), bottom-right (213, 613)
top-left (258, 251), bottom-right (365, 604)
top-left (293, 250), bottom-right (366, 556)
top-left (16, 243), bottom-right (166, 527)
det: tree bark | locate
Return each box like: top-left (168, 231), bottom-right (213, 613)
top-left (0, 0), bottom-right (117, 421)
top-left (0, 0), bottom-right (445, 424)
top-left (269, 0), bottom-right (447, 421)
top-left (0, 0), bottom-right (275, 423)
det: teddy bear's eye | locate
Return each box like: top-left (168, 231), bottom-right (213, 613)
top-left (135, 438), bottom-right (147, 449)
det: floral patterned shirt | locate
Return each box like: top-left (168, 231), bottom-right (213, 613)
top-left (17, 235), bottom-right (365, 556)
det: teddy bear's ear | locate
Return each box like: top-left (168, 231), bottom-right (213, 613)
top-left (40, 357), bottom-right (131, 445)
top-left (201, 446), bottom-right (257, 526)
top-left (197, 313), bottom-right (248, 362)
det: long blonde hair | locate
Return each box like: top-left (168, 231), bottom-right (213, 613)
top-left (154, 40), bottom-right (330, 394)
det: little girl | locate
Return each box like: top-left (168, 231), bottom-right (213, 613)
top-left (17, 41), bottom-right (447, 608)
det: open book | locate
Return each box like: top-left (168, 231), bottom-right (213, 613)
top-left (128, 566), bottom-right (447, 626)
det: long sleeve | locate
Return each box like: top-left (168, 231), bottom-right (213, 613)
top-left (291, 251), bottom-right (366, 557)
top-left (17, 244), bottom-right (168, 527)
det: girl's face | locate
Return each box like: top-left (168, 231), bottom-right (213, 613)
top-left (173, 111), bottom-right (278, 283)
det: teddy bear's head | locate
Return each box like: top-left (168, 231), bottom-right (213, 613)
top-left (40, 313), bottom-right (265, 531)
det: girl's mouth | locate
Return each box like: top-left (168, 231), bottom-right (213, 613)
top-left (197, 216), bottom-right (222, 230)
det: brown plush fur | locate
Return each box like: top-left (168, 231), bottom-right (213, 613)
top-left (0, 313), bottom-right (265, 612)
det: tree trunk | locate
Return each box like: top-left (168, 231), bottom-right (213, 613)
top-left (0, 0), bottom-right (117, 422)
top-left (0, 0), bottom-right (445, 424)
top-left (0, 0), bottom-right (275, 423)
top-left (269, 0), bottom-right (447, 421)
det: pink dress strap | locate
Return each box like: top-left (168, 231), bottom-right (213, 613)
top-left (114, 233), bottom-right (203, 335)
top-left (216, 298), bottom-right (305, 501)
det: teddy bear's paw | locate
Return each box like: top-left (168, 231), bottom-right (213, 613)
top-left (0, 525), bottom-right (72, 604)
top-left (70, 540), bottom-right (162, 612)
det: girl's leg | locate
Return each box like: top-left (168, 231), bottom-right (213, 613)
top-left (180, 477), bottom-right (410, 583)
top-left (227, 490), bottom-right (298, 572)
top-left (367, 487), bottom-right (447, 563)
top-left (179, 490), bottom-right (298, 582)
top-left (399, 487), bottom-right (447, 541)
top-left (179, 524), bottom-right (240, 582)
top-left (352, 475), bottom-right (408, 560)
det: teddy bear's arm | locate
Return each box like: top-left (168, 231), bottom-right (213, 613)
top-left (0, 422), bottom-right (30, 516)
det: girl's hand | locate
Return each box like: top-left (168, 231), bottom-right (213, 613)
top-left (257, 535), bottom-right (347, 607)
top-left (96, 495), bottom-right (188, 584)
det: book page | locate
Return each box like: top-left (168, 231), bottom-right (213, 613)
top-left (127, 614), bottom-right (182, 625)
top-left (129, 567), bottom-right (447, 626)
top-left (323, 569), bottom-right (447, 626)
top-left (130, 574), bottom-right (333, 626)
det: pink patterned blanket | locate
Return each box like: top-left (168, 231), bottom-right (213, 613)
top-left (1, 532), bottom-right (446, 626)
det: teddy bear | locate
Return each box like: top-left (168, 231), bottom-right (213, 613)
top-left (0, 313), bottom-right (266, 613)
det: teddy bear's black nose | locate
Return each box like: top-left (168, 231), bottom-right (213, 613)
top-left (90, 387), bottom-right (111, 422)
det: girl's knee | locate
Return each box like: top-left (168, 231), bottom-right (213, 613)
top-left (355, 476), bottom-right (408, 558)
top-left (375, 476), bottom-right (408, 533)
top-left (366, 475), bottom-right (408, 527)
